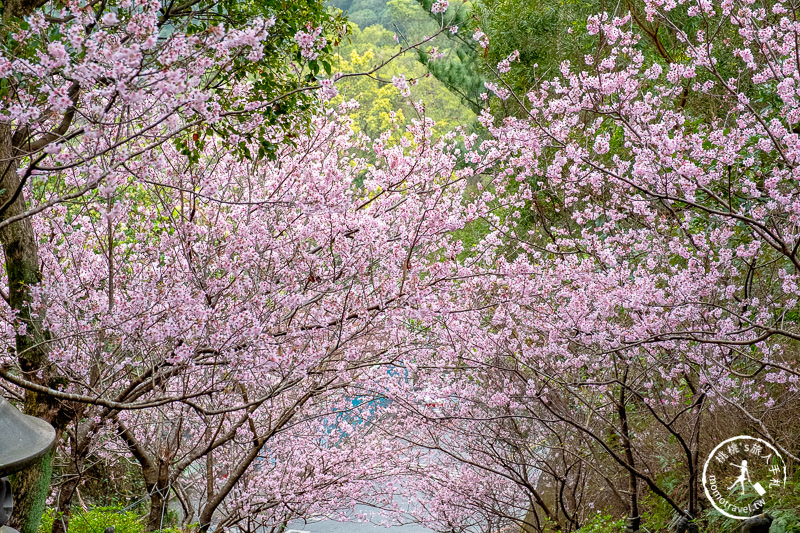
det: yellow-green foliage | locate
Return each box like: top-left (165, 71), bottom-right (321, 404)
top-left (39, 507), bottom-right (145, 533)
top-left (332, 22), bottom-right (474, 138)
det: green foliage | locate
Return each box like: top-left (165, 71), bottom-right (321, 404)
top-left (39, 507), bottom-right (144, 533)
top-left (213, 0), bottom-right (349, 161)
top-left (344, 0), bottom-right (391, 28)
top-left (407, 0), bottom-right (486, 113)
top-left (640, 487), bottom-right (679, 531)
top-left (402, 0), bottom-right (754, 122)
top-left (332, 22), bottom-right (474, 138)
top-left (331, 0), bottom-right (484, 117)
top-left (151, 0), bottom-right (349, 163)
top-left (386, 0), bottom-right (439, 40)
top-left (427, 0), bottom-right (596, 118)
top-left (333, 0), bottom-right (440, 40)
top-left (753, 474), bottom-right (800, 533)
top-left (575, 513), bottom-right (626, 532)
top-left (638, 471), bottom-right (800, 531)
top-left (770, 509), bottom-right (800, 533)
top-left (417, 42), bottom-right (485, 114)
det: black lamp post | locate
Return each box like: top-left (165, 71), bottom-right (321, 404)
top-left (0, 397), bottom-right (56, 533)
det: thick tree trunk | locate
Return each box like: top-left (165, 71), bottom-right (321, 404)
top-left (0, 122), bottom-right (60, 533)
top-left (145, 468), bottom-right (171, 532)
top-left (9, 448), bottom-right (54, 533)
top-left (1, 0), bottom-right (74, 528)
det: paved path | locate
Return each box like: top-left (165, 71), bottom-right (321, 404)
top-left (285, 520), bottom-right (435, 533)
top-left (285, 505), bottom-right (436, 533)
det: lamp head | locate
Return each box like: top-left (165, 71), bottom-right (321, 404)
top-left (0, 397), bottom-right (56, 478)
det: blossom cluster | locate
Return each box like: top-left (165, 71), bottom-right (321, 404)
top-left (294, 25), bottom-right (327, 60)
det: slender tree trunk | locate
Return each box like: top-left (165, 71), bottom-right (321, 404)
top-left (51, 432), bottom-right (90, 533)
top-left (50, 471), bottom-right (80, 533)
top-left (196, 391), bottom-right (321, 533)
top-left (618, 370), bottom-right (640, 533)
top-left (528, 486), bottom-right (559, 531)
top-left (687, 383), bottom-right (705, 518)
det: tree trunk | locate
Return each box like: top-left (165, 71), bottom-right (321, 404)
top-left (51, 432), bottom-right (90, 533)
top-left (687, 379), bottom-right (705, 519)
top-left (145, 470), bottom-right (171, 532)
top-left (196, 390), bottom-right (322, 533)
top-left (50, 471), bottom-right (80, 533)
top-left (9, 447), bottom-right (54, 533)
top-left (0, 121), bottom-right (60, 533)
top-left (0, 0), bottom-right (68, 525)
top-left (618, 371), bottom-right (640, 533)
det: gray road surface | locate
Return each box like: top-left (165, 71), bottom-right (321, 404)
top-left (285, 519), bottom-right (436, 533)
top-left (286, 506), bottom-right (436, 533)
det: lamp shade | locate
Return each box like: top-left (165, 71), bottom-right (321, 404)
top-left (0, 397), bottom-right (56, 478)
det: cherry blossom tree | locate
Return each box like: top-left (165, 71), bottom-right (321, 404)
top-left (3, 94), bottom-right (478, 533)
top-left (0, 0), bottom-right (454, 529)
top-left (0, 0), bottom-right (351, 527)
top-left (358, 0), bottom-right (800, 530)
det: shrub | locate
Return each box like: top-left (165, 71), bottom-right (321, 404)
top-left (39, 506), bottom-right (144, 533)
top-left (576, 513), bottom-right (626, 532)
